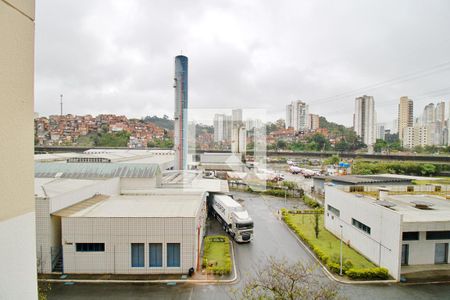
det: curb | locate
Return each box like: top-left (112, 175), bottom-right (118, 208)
top-left (39, 240), bottom-right (239, 285)
top-left (279, 218), bottom-right (398, 285)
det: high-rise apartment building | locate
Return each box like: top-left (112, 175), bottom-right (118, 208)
top-left (173, 55), bottom-right (188, 170)
top-left (308, 114), bottom-right (320, 130)
top-left (231, 109), bottom-right (246, 154)
top-left (435, 101), bottom-right (446, 124)
top-left (0, 0), bottom-right (38, 298)
top-left (397, 96), bottom-right (413, 140)
top-left (286, 100), bottom-right (309, 131)
top-left (213, 114), bottom-right (231, 143)
top-left (376, 123), bottom-right (386, 141)
top-left (422, 103), bottom-right (435, 124)
top-left (353, 95), bottom-right (376, 147)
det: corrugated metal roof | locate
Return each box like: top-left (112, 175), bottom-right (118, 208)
top-left (35, 163), bottom-right (161, 179)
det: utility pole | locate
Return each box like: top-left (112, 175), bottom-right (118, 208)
top-left (60, 94), bottom-right (63, 116)
top-left (339, 225), bottom-right (343, 276)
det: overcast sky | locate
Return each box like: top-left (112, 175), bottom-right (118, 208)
top-left (35, 0), bottom-right (450, 127)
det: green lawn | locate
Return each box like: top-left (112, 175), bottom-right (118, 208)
top-left (413, 177), bottom-right (450, 185)
top-left (286, 213), bottom-right (376, 269)
top-left (202, 235), bottom-right (232, 275)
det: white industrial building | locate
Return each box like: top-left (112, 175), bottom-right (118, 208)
top-left (325, 185), bottom-right (450, 280)
top-left (35, 159), bottom-right (227, 275)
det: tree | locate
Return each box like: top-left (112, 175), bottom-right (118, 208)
top-left (374, 139), bottom-right (388, 153)
top-left (314, 213), bottom-right (320, 238)
top-left (238, 257), bottom-right (339, 300)
top-left (276, 140), bottom-right (287, 150)
top-left (324, 155), bottom-right (340, 166)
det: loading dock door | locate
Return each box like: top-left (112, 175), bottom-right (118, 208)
top-left (435, 243), bottom-right (448, 264)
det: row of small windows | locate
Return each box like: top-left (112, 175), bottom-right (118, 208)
top-left (76, 243), bottom-right (105, 252)
top-left (67, 157), bottom-right (111, 163)
top-left (74, 242), bottom-right (181, 268)
top-left (131, 243), bottom-right (180, 268)
top-left (327, 205), bottom-right (340, 217)
top-left (402, 231), bottom-right (450, 241)
top-left (352, 218), bottom-right (371, 235)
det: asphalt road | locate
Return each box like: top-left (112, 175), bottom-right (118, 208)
top-left (47, 192), bottom-right (450, 300)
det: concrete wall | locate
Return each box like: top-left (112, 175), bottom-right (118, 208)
top-left (50, 178), bottom-right (120, 213)
top-left (120, 177), bottom-right (158, 192)
top-left (0, 0), bottom-right (37, 298)
top-left (402, 222), bottom-right (450, 266)
top-left (36, 178), bottom-right (120, 273)
top-left (325, 186), bottom-right (403, 280)
top-left (62, 217), bottom-right (197, 274)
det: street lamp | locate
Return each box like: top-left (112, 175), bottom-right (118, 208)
top-left (339, 225), bottom-right (343, 276)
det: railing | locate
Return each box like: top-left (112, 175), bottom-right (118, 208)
top-left (51, 246), bottom-right (62, 272)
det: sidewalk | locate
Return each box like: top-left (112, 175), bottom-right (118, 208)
top-left (39, 242), bottom-right (238, 285)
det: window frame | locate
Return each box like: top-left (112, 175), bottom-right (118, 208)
top-left (167, 243), bottom-right (181, 268)
top-left (75, 243), bottom-right (105, 252)
top-left (351, 218), bottom-right (371, 235)
top-left (402, 231), bottom-right (420, 241)
top-left (426, 231), bottom-right (450, 240)
top-left (327, 204), bottom-right (340, 217)
top-left (149, 243), bottom-right (163, 268)
top-left (131, 243), bottom-right (145, 268)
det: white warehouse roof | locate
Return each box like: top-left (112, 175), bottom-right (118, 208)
top-left (382, 194), bottom-right (450, 223)
top-left (53, 190), bottom-right (206, 218)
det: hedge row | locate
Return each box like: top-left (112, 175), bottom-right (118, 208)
top-left (282, 213), bottom-right (389, 280)
top-left (202, 236), bottom-right (232, 275)
top-left (303, 195), bottom-right (321, 208)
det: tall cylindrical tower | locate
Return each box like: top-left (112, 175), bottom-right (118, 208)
top-left (173, 55), bottom-right (188, 170)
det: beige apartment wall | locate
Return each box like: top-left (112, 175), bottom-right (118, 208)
top-left (0, 1), bottom-right (37, 298)
top-left (0, 0), bottom-right (35, 222)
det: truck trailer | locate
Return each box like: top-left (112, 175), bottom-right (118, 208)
top-left (209, 194), bottom-right (254, 242)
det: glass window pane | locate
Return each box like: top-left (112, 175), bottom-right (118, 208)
top-left (167, 243), bottom-right (180, 267)
top-left (149, 243), bottom-right (162, 267)
top-left (131, 243), bottom-right (144, 267)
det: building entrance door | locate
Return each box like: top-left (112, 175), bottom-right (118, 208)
top-left (435, 243), bottom-right (448, 264)
top-left (401, 244), bottom-right (409, 266)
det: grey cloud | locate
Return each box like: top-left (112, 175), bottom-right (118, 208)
top-left (35, 0), bottom-right (450, 126)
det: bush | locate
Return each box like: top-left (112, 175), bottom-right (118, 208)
top-left (327, 262), bottom-right (341, 274)
top-left (263, 189), bottom-right (288, 197)
top-left (303, 195), bottom-right (321, 208)
top-left (202, 235), bottom-right (232, 275)
top-left (346, 267), bottom-right (389, 280)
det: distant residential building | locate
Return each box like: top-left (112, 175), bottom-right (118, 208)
top-left (286, 100), bottom-right (309, 131)
top-left (308, 114), bottom-right (320, 130)
top-left (213, 114), bottom-right (231, 143)
top-left (402, 127), bottom-right (414, 149)
top-left (423, 103), bottom-right (435, 124)
top-left (353, 95), bottom-right (376, 147)
top-left (398, 96), bottom-right (413, 141)
top-left (390, 118), bottom-right (399, 134)
top-left (231, 109), bottom-right (246, 154)
top-left (376, 123), bottom-right (385, 140)
top-left (435, 101), bottom-right (446, 124)
top-left (402, 125), bottom-right (432, 148)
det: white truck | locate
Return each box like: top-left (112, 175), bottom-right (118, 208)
top-left (210, 194), bottom-right (254, 242)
